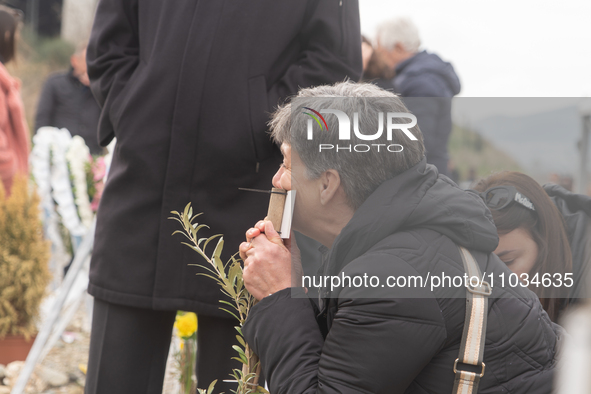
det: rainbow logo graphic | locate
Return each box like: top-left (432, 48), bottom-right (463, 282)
top-left (303, 107), bottom-right (329, 132)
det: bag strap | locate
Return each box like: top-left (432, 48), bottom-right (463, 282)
top-left (452, 246), bottom-right (492, 394)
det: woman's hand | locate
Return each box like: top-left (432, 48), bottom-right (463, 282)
top-left (239, 220), bottom-right (301, 300)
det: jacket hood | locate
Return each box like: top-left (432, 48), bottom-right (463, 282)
top-left (544, 184), bottom-right (591, 217)
top-left (544, 183), bottom-right (591, 300)
top-left (396, 51), bottom-right (461, 96)
top-left (327, 158), bottom-right (499, 273)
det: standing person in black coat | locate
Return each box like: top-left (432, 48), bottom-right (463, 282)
top-left (35, 44), bottom-right (103, 155)
top-left (375, 17), bottom-right (461, 176)
top-left (84, 1), bottom-right (362, 393)
top-left (240, 82), bottom-right (560, 393)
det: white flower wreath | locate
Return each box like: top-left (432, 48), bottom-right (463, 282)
top-left (66, 136), bottom-right (93, 228)
top-left (30, 127), bottom-right (87, 237)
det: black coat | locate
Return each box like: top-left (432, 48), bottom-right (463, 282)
top-left (243, 159), bottom-right (561, 393)
top-left (35, 69), bottom-right (103, 154)
top-left (86, 0), bottom-right (362, 316)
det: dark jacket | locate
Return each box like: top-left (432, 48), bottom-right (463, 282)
top-left (35, 68), bottom-right (103, 154)
top-left (545, 184), bottom-right (591, 305)
top-left (244, 159), bottom-right (560, 393)
top-left (394, 51), bottom-right (461, 176)
top-left (86, 0), bottom-right (362, 316)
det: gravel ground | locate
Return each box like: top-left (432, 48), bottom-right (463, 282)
top-left (2, 299), bottom-right (182, 394)
top-left (36, 302), bottom-right (90, 394)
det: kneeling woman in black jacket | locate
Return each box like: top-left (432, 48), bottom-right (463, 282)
top-left (239, 82), bottom-right (561, 394)
top-left (474, 171), bottom-right (591, 323)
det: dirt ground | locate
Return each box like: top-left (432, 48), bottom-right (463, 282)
top-left (36, 303), bottom-right (89, 394)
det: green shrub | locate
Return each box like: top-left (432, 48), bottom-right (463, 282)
top-left (0, 175), bottom-right (51, 339)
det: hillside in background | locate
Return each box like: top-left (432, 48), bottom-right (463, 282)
top-left (475, 104), bottom-right (581, 175)
top-left (448, 124), bottom-right (523, 183)
top-left (452, 98), bottom-right (588, 178)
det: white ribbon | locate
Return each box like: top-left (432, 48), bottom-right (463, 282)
top-left (65, 136), bottom-right (93, 228)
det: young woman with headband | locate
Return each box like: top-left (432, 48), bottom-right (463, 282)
top-left (474, 171), bottom-right (591, 322)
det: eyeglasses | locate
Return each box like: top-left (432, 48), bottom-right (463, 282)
top-left (476, 185), bottom-right (535, 212)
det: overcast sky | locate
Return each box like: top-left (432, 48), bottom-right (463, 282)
top-left (359, 0), bottom-right (591, 98)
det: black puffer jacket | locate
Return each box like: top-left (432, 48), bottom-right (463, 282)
top-left (244, 159), bottom-right (561, 394)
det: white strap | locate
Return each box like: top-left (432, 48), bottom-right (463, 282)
top-left (452, 246), bottom-right (491, 394)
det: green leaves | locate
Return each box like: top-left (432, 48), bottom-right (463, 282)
top-left (206, 380), bottom-right (218, 394)
top-left (197, 380), bottom-right (219, 394)
top-left (169, 203), bottom-right (263, 394)
top-left (233, 345), bottom-right (249, 365)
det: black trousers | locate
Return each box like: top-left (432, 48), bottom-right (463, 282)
top-left (85, 298), bottom-right (240, 394)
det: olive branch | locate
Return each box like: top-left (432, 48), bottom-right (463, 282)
top-left (170, 203), bottom-right (266, 394)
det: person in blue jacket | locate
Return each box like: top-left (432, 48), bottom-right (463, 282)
top-left (376, 17), bottom-right (461, 176)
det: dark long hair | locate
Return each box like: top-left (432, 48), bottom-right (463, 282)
top-left (474, 172), bottom-right (572, 322)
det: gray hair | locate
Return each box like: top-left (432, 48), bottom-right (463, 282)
top-left (270, 81), bottom-right (425, 209)
top-left (376, 17), bottom-right (421, 53)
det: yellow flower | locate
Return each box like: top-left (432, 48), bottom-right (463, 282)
top-left (175, 312), bottom-right (198, 338)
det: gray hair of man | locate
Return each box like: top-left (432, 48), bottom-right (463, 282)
top-left (269, 81), bottom-right (425, 210)
top-left (376, 17), bottom-right (421, 53)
